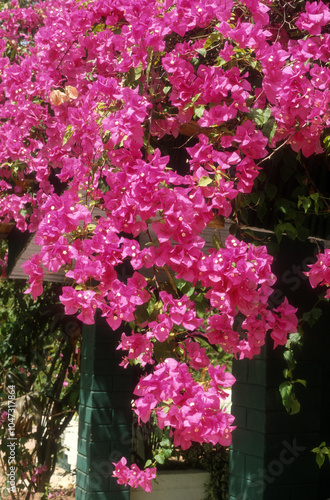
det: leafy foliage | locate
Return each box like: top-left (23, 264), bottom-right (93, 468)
top-left (312, 442), bottom-right (330, 469)
top-left (0, 0), bottom-right (330, 493)
top-left (0, 279), bottom-right (80, 497)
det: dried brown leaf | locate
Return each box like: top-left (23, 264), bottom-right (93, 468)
top-left (65, 85), bottom-right (79, 99)
top-left (49, 89), bottom-right (68, 106)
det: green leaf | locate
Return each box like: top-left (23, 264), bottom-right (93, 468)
top-left (274, 221), bottom-right (297, 241)
top-left (154, 453), bottom-right (165, 464)
top-left (302, 307), bottom-right (322, 326)
top-left (298, 196), bottom-right (312, 213)
top-left (196, 48), bottom-right (206, 57)
top-left (239, 208), bottom-right (249, 224)
top-left (316, 453), bottom-right (325, 468)
top-left (126, 63), bottom-right (144, 86)
top-left (145, 459), bottom-right (153, 468)
top-left (265, 183), bottom-right (277, 200)
top-left (194, 105), bottom-right (205, 118)
top-left (312, 442), bottom-right (330, 468)
top-left (175, 279), bottom-right (195, 297)
top-left (212, 232), bottom-right (221, 250)
top-left (310, 193), bottom-right (321, 215)
top-left (147, 294), bottom-right (157, 316)
top-left (323, 134), bottom-right (330, 153)
top-left (179, 281), bottom-right (195, 297)
top-left (275, 224), bottom-right (285, 243)
top-left (134, 303), bottom-right (149, 325)
top-left (133, 63), bottom-right (143, 81)
top-left (195, 301), bottom-right (206, 318)
top-left (296, 225), bottom-right (310, 241)
top-left (275, 197), bottom-right (293, 215)
top-left (248, 108), bottom-right (271, 127)
top-left (287, 331), bottom-right (303, 347)
top-left (160, 438), bottom-right (171, 447)
top-left (262, 117), bottom-right (277, 142)
top-left (198, 176), bottom-right (213, 186)
top-left (283, 222), bottom-right (297, 240)
top-left (191, 92), bottom-right (201, 104)
top-left (311, 307), bottom-right (322, 321)
top-left (215, 56), bottom-right (228, 67)
top-left (163, 448), bottom-right (173, 458)
top-left (118, 134), bottom-right (128, 147)
top-left (279, 381), bottom-right (291, 400)
top-left (289, 397), bottom-right (301, 415)
top-left (62, 124), bottom-right (73, 145)
top-left (204, 32), bottom-right (221, 49)
top-left (250, 191), bottom-right (265, 205)
top-left (185, 93), bottom-right (202, 109)
top-left (279, 381), bottom-right (301, 415)
top-left (283, 350), bottom-right (294, 363)
top-left (153, 339), bottom-right (177, 362)
top-left (92, 23), bottom-right (106, 33)
top-left (294, 378), bottom-right (307, 387)
top-left (256, 202), bottom-right (267, 222)
top-left (194, 292), bottom-right (205, 303)
top-left (302, 311), bottom-right (311, 323)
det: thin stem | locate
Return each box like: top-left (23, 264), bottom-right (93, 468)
top-left (162, 264), bottom-right (178, 296)
top-left (257, 133), bottom-right (295, 166)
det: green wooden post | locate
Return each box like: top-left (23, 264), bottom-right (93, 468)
top-left (229, 340), bottom-right (323, 500)
top-left (229, 239), bottom-right (330, 499)
top-left (75, 318), bottom-right (133, 500)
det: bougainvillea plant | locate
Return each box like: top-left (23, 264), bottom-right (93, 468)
top-left (0, 0), bottom-right (330, 491)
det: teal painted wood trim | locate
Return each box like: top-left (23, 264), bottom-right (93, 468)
top-left (229, 337), bottom-right (324, 499)
top-left (76, 318), bottom-right (132, 499)
top-left (228, 239), bottom-right (330, 500)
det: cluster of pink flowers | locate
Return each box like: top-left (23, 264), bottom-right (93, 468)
top-left (31, 464), bottom-right (48, 484)
top-left (20, 462), bottom-right (47, 483)
top-left (0, 0), bottom-right (329, 490)
top-left (306, 249), bottom-right (330, 299)
top-left (202, 236), bottom-right (298, 357)
top-left (112, 457), bottom-right (156, 492)
top-left (134, 358), bottom-right (235, 450)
